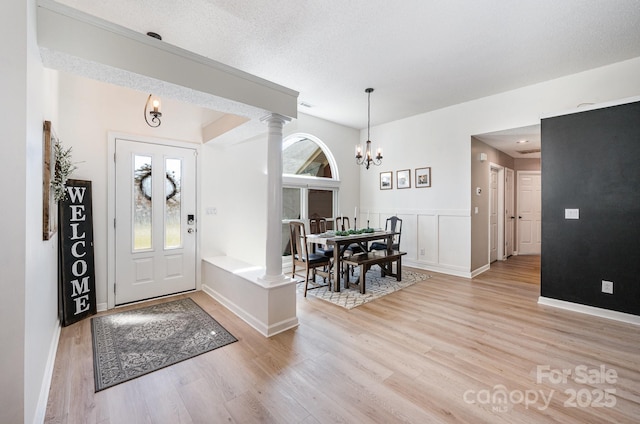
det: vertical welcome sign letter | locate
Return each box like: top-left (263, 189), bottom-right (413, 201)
top-left (59, 179), bottom-right (96, 326)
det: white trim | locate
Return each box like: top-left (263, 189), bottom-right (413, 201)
top-left (282, 175), bottom-right (341, 189)
top-left (470, 263), bottom-right (491, 278)
top-left (283, 132), bottom-right (340, 181)
top-left (33, 319), bottom-right (61, 424)
top-left (406, 260), bottom-right (472, 279)
top-left (489, 163), bottom-right (505, 263)
top-left (107, 132), bottom-right (201, 310)
top-left (538, 297), bottom-right (640, 326)
top-left (540, 95), bottom-right (640, 119)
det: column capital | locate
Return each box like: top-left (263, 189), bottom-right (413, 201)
top-left (260, 113), bottom-right (292, 126)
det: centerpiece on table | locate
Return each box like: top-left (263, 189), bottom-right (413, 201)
top-left (334, 227), bottom-right (375, 236)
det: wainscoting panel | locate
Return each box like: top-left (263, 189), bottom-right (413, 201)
top-left (438, 214), bottom-right (470, 271)
top-left (417, 213), bottom-right (438, 264)
top-left (358, 209), bottom-right (471, 278)
top-left (376, 210), bottom-right (471, 277)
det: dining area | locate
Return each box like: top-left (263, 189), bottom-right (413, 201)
top-left (288, 215), bottom-right (405, 296)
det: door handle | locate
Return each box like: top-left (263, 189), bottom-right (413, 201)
top-left (187, 228), bottom-right (194, 234)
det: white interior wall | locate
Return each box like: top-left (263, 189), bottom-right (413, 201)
top-left (201, 136), bottom-right (268, 265)
top-left (200, 112), bottom-right (361, 266)
top-left (360, 56), bottom-right (640, 276)
top-left (1, 1), bottom-right (62, 423)
top-left (1, 3), bottom-right (29, 422)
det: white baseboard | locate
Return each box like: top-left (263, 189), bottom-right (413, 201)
top-left (97, 302), bottom-right (108, 312)
top-left (470, 264), bottom-right (491, 278)
top-left (33, 319), bottom-right (61, 424)
top-left (404, 260), bottom-right (472, 278)
top-left (538, 297), bottom-right (640, 325)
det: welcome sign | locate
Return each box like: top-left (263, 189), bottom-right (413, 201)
top-left (58, 179), bottom-right (96, 326)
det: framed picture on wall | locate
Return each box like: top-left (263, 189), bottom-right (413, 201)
top-left (380, 171), bottom-right (392, 190)
top-left (43, 120), bottom-right (57, 240)
top-left (396, 169), bottom-right (411, 189)
top-left (415, 167), bottom-right (431, 188)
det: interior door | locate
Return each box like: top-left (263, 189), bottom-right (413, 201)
top-left (489, 168), bottom-right (498, 262)
top-left (505, 168), bottom-right (515, 257)
top-left (517, 171), bottom-right (541, 255)
top-left (115, 139), bottom-right (197, 305)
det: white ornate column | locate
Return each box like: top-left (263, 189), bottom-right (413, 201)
top-left (259, 113), bottom-right (291, 284)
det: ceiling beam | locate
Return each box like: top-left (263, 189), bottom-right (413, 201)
top-left (36, 0), bottom-right (298, 121)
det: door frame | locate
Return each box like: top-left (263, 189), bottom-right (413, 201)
top-left (505, 168), bottom-right (515, 257)
top-left (107, 132), bottom-right (202, 310)
top-left (488, 163), bottom-right (505, 263)
top-left (516, 170), bottom-right (542, 255)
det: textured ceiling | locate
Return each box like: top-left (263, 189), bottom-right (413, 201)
top-left (475, 124), bottom-right (542, 158)
top-left (53, 0), bottom-right (640, 135)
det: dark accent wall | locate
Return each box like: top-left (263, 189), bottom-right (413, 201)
top-left (541, 101), bottom-right (640, 315)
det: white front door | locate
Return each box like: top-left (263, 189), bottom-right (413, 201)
top-left (517, 171), bottom-right (541, 255)
top-left (115, 139), bottom-right (197, 305)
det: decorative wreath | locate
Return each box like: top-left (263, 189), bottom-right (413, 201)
top-left (134, 163), bottom-right (178, 201)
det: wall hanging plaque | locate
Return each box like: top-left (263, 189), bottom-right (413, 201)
top-left (58, 179), bottom-right (97, 326)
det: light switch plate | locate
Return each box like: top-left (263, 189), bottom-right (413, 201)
top-left (565, 208), bottom-right (579, 219)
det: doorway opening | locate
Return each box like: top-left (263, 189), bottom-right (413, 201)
top-left (472, 124), bottom-right (541, 275)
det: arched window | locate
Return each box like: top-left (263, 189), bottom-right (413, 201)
top-left (283, 135), bottom-right (335, 178)
top-left (282, 134), bottom-right (339, 256)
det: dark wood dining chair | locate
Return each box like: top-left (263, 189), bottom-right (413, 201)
top-left (335, 216), bottom-right (364, 253)
top-left (370, 216), bottom-right (402, 251)
top-left (334, 216), bottom-right (364, 278)
top-left (289, 221), bottom-right (331, 296)
top-left (309, 217), bottom-right (334, 258)
top-left (335, 216), bottom-right (349, 231)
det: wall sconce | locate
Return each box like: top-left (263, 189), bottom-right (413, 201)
top-left (144, 94), bottom-right (162, 127)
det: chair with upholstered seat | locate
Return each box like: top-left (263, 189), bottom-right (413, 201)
top-left (334, 216), bottom-right (365, 278)
top-left (335, 216), bottom-right (365, 255)
top-left (370, 216), bottom-right (402, 251)
top-left (289, 221), bottom-right (331, 296)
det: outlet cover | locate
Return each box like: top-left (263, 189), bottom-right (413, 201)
top-left (602, 280), bottom-right (614, 294)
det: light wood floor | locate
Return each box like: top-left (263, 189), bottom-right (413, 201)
top-left (45, 255), bottom-right (640, 423)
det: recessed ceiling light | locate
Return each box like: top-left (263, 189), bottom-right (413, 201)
top-left (517, 139), bottom-right (529, 144)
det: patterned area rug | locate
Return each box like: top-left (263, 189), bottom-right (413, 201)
top-left (91, 298), bottom-right (237, 391)
top-left (297, 267), bottom-right (431, 309)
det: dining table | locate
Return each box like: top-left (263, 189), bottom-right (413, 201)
top-left (306, 229), bottom-right (399, 292)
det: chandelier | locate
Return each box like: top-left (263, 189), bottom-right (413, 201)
top-left (355, 88), bottom-right (382, 169)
